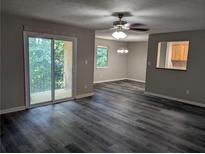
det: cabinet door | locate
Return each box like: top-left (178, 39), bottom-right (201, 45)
top-left (183, 44), bottom-right (189, 61)
top-left (171, 44), bottom-right (189, 61)
top-left (172, 44), bottom-right (181, 61)
top-left (181, 45), bottom-right (185, 61)
top-left (171, 45), bottom-right (176, 60)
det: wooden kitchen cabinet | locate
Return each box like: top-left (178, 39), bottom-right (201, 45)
top-left (171, 43), bottom-right (189, 61)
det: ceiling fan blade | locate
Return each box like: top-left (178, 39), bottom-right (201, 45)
top-left (110, 27), bottom-right (117, 30)
top-left (95, 27), bottom-right (116, 31)
top-left (129, 23), bottom-right (145, 27)
top-left (129, 27), bottom-right (149, 31)
top-left (113, 20), bottom-right (127, 26)
top-left (124, 23), bottom-right (146, 30)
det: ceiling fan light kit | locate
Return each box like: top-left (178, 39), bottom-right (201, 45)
top-left (112, 30), bottom-right (127, 39)
top-left (117, 48), bottom-right (129, 54)
top-left (110, 12), bottom-right (149, 40)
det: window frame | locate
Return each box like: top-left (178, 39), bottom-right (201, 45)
top-left (96, 45), bottom-right (109, 69)
top-left (156, 41), bottom-right (189, 71)
top-left (23, 31), bottom-right (77, 109)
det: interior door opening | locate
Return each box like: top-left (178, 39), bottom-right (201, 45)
top-left (24, 32), bottom-right (75, 108)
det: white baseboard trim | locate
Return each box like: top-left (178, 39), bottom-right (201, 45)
top-left (75, 92), bottom-right (95, 99)
top-left (94, 78), bottom-right (126, 84)
top-left (0, 106), bottom-right (26, 115)
top-left (0, 93), bottom-right (94, 114)
top-left (125, 78), bottom-right (146, 83)
top-left (144, 91), bottom-right (205, 108)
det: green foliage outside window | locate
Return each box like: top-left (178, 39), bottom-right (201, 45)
top-left (29, 37), bottom-right (52, 93)
top-left (29, 38), bottom-right (65, 93)
top-left (96, 47), bottom-right (108, 68)
top-left (54, 40), bottom-right (65, 90)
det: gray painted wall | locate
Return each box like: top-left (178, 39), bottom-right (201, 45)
top-left (94, 38), bottom-right (128, 82)
top-left (1, 13), bottom-right (95, 110)
top-left (146, 30), bottom-right (205, 104)
top-left (127, 42), bottom-right (148, 82)
top-left (0, 6), bottom-right (2, 107)
top-left (94, 38), bottom-right (148, 83)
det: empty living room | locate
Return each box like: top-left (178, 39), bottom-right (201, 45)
top-left (1, 0), bottom-right (205, 153)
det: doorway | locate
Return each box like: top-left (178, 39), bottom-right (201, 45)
top-left (24, 32), bottom-right (76, 108)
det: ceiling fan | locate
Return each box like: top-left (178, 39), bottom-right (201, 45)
top-left (110, 12), bottom-right (149, 39)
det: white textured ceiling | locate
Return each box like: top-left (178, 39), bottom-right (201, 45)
top-left (2, 0), bottom-right (205, 42)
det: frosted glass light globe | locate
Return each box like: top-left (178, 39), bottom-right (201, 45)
top-left (112, 31), bottom-right (127, 39)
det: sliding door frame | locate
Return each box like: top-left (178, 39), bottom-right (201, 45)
top-left (23, 31), bottom-right (77, 108)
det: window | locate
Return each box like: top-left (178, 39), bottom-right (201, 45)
top-left (96, 46), bottom-right (108, 68)
top-left (25, 33), bottom-right (74, 106)
top-left (156, 41), bottom-right (189, 70)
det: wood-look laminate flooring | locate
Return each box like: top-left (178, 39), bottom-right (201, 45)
top-left (1, 80), bottom-right (205, 152)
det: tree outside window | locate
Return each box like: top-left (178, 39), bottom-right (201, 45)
top-left (96, 46), bottom-right (108, 68)
top-left (29, 38), bottom-right (65, 93)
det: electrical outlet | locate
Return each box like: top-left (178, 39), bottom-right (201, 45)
top-left (186, 89), bottom-right (190, 95)
top-left (85, 60), bottom-right (88, 65)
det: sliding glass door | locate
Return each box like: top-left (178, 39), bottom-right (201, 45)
top-left (25, 32), bottom-right (74, 107)
top-left (54, 40), bottom-right (73, 100)
top-left (28, 37), bottom-right (52, 105)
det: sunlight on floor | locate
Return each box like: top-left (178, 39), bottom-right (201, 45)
top-left (31, 89), bottom-right (72, 104)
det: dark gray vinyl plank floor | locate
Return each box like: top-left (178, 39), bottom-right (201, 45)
top-left (1, 80), bottom-right (205, 152)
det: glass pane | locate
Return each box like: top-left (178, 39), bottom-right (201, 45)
top-left (156, 41), bottom-right (189, 70)
top-left (96, 46), bottom-right (108, 68)
top-left (54, 40), bottom-right (72, 100)
top-left (28, 37), bottom-right (52, 104)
